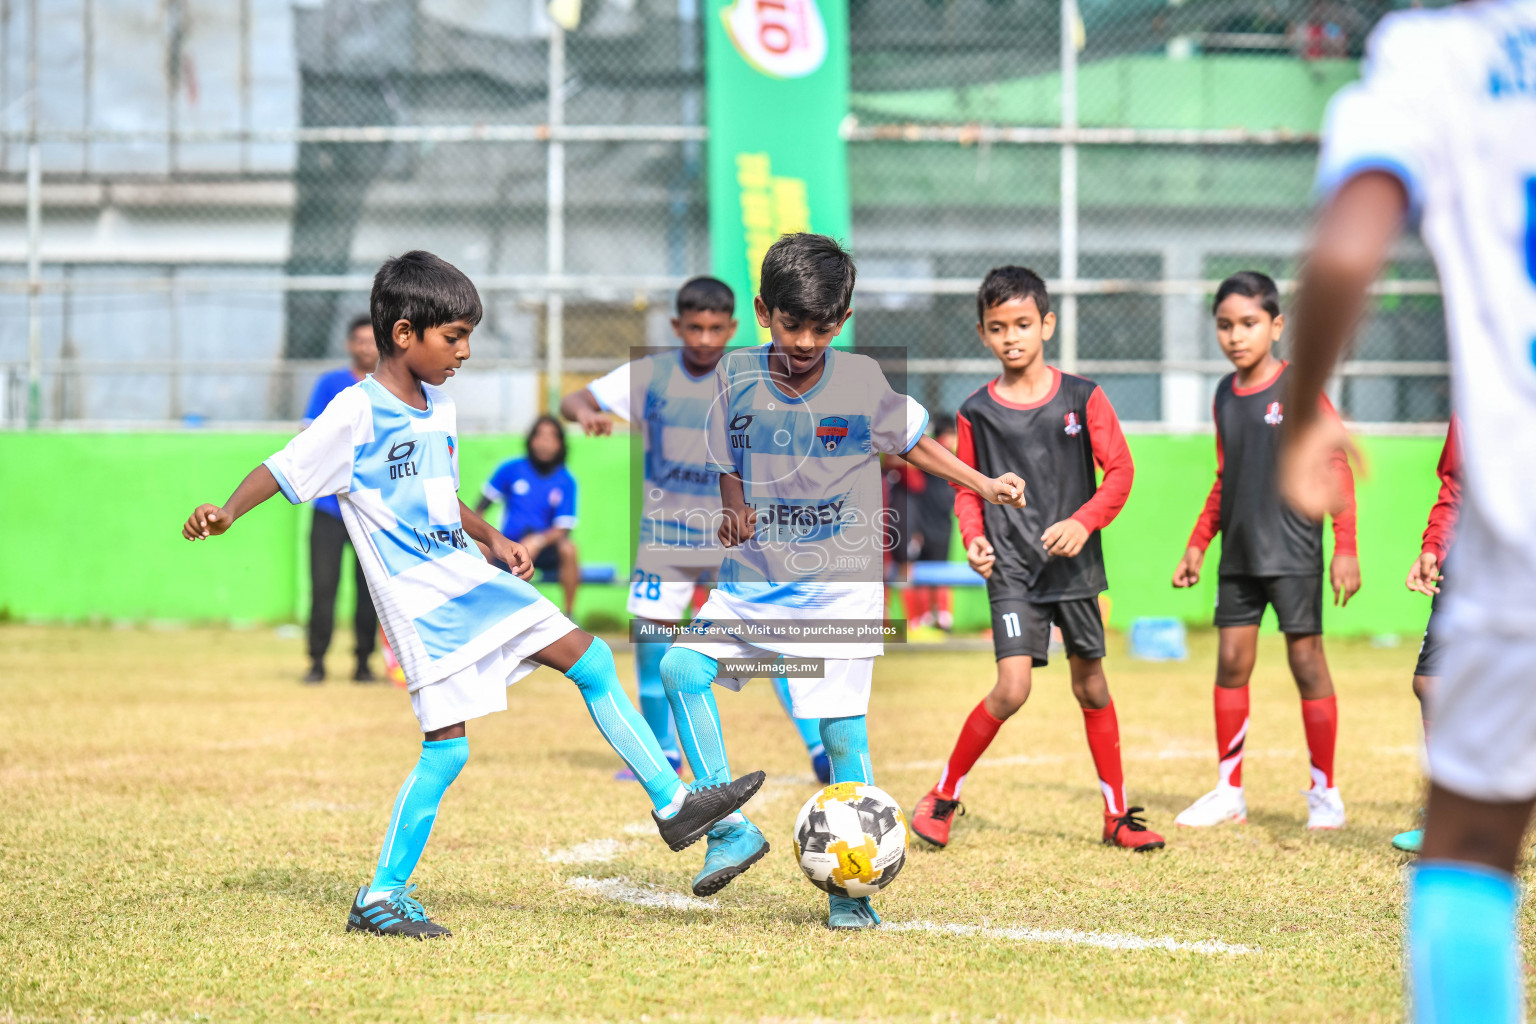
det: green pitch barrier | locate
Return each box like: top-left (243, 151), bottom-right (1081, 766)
top-left (0, 431), bottom-right (1443, 638)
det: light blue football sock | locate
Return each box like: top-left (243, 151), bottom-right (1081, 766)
top-left (660, 646), bottom-right (732, 788)
top-left (821, 715), bottom-right (873, 786)
top-left (634, 639), bottom-right (679, 754)
top-left (1409, 861), bottom-right (1522, 1024)
top-left (367, 736), bottom-right (468, 902)
top-left (771, 675), bottom-right (827, 758)
top-left (566, 638), bottom-right (685, 814)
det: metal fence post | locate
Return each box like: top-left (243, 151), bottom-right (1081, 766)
top-left (545, 21), bottom-right (566, 415)
top-left (1057, 0), bottom-right (1078, 374)
top-left (24, 0), bottom-right (40, 427)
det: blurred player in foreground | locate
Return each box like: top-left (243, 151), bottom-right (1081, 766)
top-left (1394, 418), bottom-right (1461, 855)
top-left (1279, 5), bottom-right (1536, 1019)
top-left (560, 276), bottom-right (832, 785)
top-left (909, 266), bottom-right (1164, 854)
top-left (659, 234), bottom-right (1026, 928)
top-left (182, 250), bottom-right (764, 938)
top-left (1172, 271), bottom-right (1360, 831)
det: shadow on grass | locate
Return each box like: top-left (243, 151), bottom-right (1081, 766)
top-left (223, 865), bottom-right (357, 906)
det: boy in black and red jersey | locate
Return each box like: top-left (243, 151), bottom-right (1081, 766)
top-left (909, 266), bottom-right (1165, 853)
top-left (1171, 271), bottom-right (1361, 831)
top-left (1392, 417), bottom-right (1462, 855)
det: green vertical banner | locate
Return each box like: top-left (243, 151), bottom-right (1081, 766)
top-left (706, 0), bottom-right (852, 346)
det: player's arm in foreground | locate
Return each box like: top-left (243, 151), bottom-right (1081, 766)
top-left (559, 386), bottom-right (614, 436)
top-left (1319, 393), bottom-right (1362, 607)
top-left (908, 433), bottom-right (1025, 580)
top-left (1050, 386), bottom-right (1134, 558)
top-left (1278, 171), bottom-right (1405, 514)
top-left (560, 357), bottom-right (639, 438)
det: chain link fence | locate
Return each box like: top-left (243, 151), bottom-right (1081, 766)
top-left (0, 0), bottom-right (1448, 431)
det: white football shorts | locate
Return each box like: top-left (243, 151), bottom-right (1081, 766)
top-left (625, 560), bottom-right (714, 621)
top-left (410, 604), bottom-right (577, 733)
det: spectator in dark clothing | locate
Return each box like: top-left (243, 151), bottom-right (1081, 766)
top-left (302, 314), bottom-right (380, 684)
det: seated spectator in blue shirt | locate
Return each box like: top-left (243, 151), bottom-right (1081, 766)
top-left (302, 314), bottom-right (380, 685)
top-left (476, 414), bottom-right (581, 615)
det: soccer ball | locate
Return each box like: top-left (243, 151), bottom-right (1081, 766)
top-left (793, 782), bottom-right (907, 898)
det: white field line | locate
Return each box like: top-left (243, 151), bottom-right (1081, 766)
top-left (887, 745), bottom-right (1417, 773)
top-left (566, 874), bottom-right (1255, 954)
top-left (567, 875), bottom-right (717, 912)
top-left (543, 838), bottom-right (629, 864)
top-left (881, 919), bottom-right (1259, 955)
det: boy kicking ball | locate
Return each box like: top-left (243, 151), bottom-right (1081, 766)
top-left (910, 266), bottom-right (1165, 854)
top-left (659, 233), bottom-right (1026, 928)
top-left (181, 251), bottom-right (764, 938)
top-left (1171, 271), bottom-right (1360, 831)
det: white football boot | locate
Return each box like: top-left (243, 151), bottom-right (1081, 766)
top-left (1305, 785), bottom-right (1346, 830)
top-left (1174, 784), bottom-right (1247, 827)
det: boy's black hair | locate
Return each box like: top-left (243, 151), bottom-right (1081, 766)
top-left (676, 276), bottom-right (735, 317)
top-left (977, 265), bottom-right (1051, 322)
top-left (526, 414), bottom-right (567, 474)
top-left (759, 233), bottom-right (856, 323)
top-left (932, 412), bottom-right (957, 437)
top-left (347, 313), bottom-right (373, 336)
top-left (370, 250), bottom-right (484, 359)
top-left (1212, 270), bottom-right (1282, 319)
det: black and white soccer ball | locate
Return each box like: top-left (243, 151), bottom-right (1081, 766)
top-left (793, 782), bottom-right (907, 898)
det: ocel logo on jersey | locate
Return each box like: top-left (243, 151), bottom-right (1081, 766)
top-left (386, 440), bottom-right (419, 480)
top-left (817, 416), bottom-right (849, 451)
top-left (720, 0), bottom-right (828, 79)
top-left (1264, 402), bottom-right (1284, 426)
top-left (1064, 411), bottom-right (1082, 437)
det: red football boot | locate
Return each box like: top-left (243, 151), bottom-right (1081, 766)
top-left (910, 788), bottom-right (965, 848)
top-left (1103, 806), bottom-right (1165, 852)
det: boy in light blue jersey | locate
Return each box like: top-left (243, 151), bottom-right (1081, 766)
top-left (560, 277), bottom-right (832, 788)
top-left (181, 251), bottom-right (764, 938)
top-left (660, 234), bottom-right (1025, 927)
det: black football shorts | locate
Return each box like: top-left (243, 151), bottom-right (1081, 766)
top-left (1214, 573), bottom-right (1322, 635)
top-left (987, 582), bottom-right (1106, 666)
top-left (1415, 587), bottom-right (1447, 678)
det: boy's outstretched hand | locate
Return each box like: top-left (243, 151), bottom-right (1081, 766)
top-left (1330, 553), bottom-right (1362, 607)
top-left (1172, 546), bottom-right (1204, 588)
top-left (966, 535), bottom-right (996, 580)
top-left (1406, 551), bottom-right (1442, 596)
top-left (980, 473), bottom-right (1026, 508)
top-left (183, 504), bottom-right (232, 540)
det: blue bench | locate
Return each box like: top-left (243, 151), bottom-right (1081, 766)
top-left (907, 561), bottom-right (987, 587)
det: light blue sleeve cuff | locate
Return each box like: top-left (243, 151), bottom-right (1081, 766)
top-left (554, 515), bottom-right (578, 529)
top-left (901, 407), bottom-right (931, 455)
top-left (265, 459), bottom-right (301, 505)
top-left (1314, 155), bottom-right (1424, 226)
top-left (587, 384), bottom-right (612, 413)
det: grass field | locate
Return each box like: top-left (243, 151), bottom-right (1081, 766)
top-left (2, 623), bottom-right (1509, 1023)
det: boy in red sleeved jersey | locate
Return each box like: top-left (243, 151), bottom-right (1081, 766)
top-left (1171, 271), bottom-right (1361, 831)
top-left (1392, 418), bottom-right (1461, 854)
top-left (909, 266), bottom-right (1165, 852)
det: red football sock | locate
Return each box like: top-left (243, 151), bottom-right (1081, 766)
top-left (1082, 702), bottom-right (1127, 816)
top-left (902, 586), bottom-right (930, 625)
top-left (936, 701), bottom-right (1004, 799)
top-left (1301, 694), bottom-right (1338, 790)
top-left (1214, 685), bottom-right (1250, 788)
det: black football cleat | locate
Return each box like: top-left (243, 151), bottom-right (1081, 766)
top-left (346, 884), bottom-right (451, 939)
top-left (652, 770), bottom-right (767, 852)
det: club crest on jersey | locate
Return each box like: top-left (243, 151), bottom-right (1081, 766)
top-left (1264, 402), bottom-right (1284, 426)
top-left (1063, 411), bottom-right (1082, 437)
top-left (817, 416), bottom-right (849, 451)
